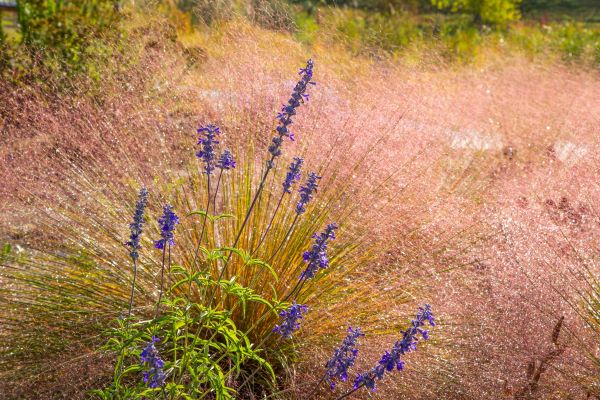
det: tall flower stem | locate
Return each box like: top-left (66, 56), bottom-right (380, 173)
top-left (125, 187), bottom-right (148, 317)
top-left (334, 383), bottom-right (365, 400)
top-left (210, 59), bottom-right (314, 304)
top-left (191, 173), bottom-right (211, 273)
top-left (207, 158), bottom-right (275, 307)
top-left (212, 169), bottom-right (223, 215)
top-left (127, 258), bottom-right (138, 318)
top-left (268, 213), bottom-right (300, 264)
top-left (303, 372), bottom-right (327, 400)
top-left (282, 276), bottom-right (308, 304)
top-left (252, 190), bottom-right (285, 255)
top-left (155, 245), bottom-right (167, 318)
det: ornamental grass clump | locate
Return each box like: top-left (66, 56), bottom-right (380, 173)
top-left (0, 45), bottom-right (448, 397)
top-left (85, 60), bottom-right (435, 398)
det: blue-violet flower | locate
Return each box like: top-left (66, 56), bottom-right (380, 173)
top-left (154, 204), bottom-right (180, 249)
top-left (300, 223), bottom-right (337, 280)
top-left (140, 336), bottom-right (167, 388)
top-left (282, 157), bottom-right (304, 194)
top-left (273, 301), bottom-right (308, 339)
top-left (216, 149), bottom-right (236, 170)
top-left (296, 171), bottom-right (320, 214)
top-left (196, 124), bottom-right (221, 174)
top-left (268, 60), bottom-right (315, 165)
top-left (126, 187), bottom-right (148, 261)
top-left (353, 304), bottom-right (435, 391)
top-left (326, 327), bottom-right (365, 390)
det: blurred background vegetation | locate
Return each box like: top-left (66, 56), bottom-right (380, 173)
top-left (0, 0), bottom-right (598, 83)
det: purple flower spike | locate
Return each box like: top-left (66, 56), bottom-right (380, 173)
top-left (140, 336), bottom-right (167, 388)
top-left (154, 204), bottom-right (180, 249)
top-left (217, 149), bottom-right (236, 170)
top-left (268, 60), bottom-right (315, 166)
top-left (296, 171), bottom-right (320, 215)
top-left (326, 327), bottom-right (365, 390)
top-left (126, 187), bottom-right (148, 261)
top-left (300, 223), bottom-right (337, 280)
top-left (196, 124), bottom-right (221, 175)
top-left (353, 305), bottom-right (434, 392)
top-left (283, 157), bottom-right (304, 194)
top-left (273, 302), bottom-right (308, 339)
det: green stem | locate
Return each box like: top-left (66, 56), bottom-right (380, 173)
top-left (303, 372), bottom-right (328, 400)
top-left (252, 191), bottom-right (286, 255)
top-left (191, 172), bottom-right (211, 273)
top-left (267, 213), bottom-right (299, 264)
top-left (127, 257), bottom-right (138, 318)
top-left (212, 169), bottom-right (223, 215)
top-left (334, 383), bottom-right (364, 400)
top-left (155, 245), bottom-right (167, 318)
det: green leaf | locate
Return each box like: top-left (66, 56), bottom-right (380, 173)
top-left (219, 246), bottom-right (249, 262)
top-left (173, 320), bottom-right (185, 331)
top-left (212, 213), bottom-right (235, 221)
top-left (188, 210), bottom-right (235, 222)
top-left (246, 258), bottom-right (278, 281)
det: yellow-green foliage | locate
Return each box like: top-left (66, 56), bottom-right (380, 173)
top-left (4, 0), bottom-right (120, 79)
top-left (290, 6), bottom-right (600, 65)
top-left (431, 0), bottom-right (521, 26)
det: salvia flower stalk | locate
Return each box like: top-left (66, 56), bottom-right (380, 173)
top-left (154, 205), bottom-right (180, 250)
top-left (216, 149), bottom-right (236, 170)
top-left (211, 60), bottom-right (316, 297)
top-left (140, 336), bottom-right (167, 389)
top-left (283, 156), bottom-right (304, 194)
top-left (273, 302), bottom-right (308, 339)
top-left (126, 187), bottom-right (149, 261)
top-left (154, 205), bottom-right (179, 316)
top-left (196, 124), bottom-right (221, 175)
top-left (253, 156), bottom-right (305, 254)
top-left (353, 305), bottom-right (435, 392)
top-left (212, 149), bottom-right (236, 214)
top-left (300, 223), bottom-right (338, 280)
top-left (268, 59), bottom-right (315, 166)
top-left (125, 187), bottom-right (148, 317)
top-left (326, 327), bottom-right (365, 390)
top-left (296, 172), bottom-right (320, 215)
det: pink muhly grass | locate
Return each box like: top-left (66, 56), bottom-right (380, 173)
top-left (1, 19), bottom-right (600, 399)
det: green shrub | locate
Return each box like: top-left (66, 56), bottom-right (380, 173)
top-left (551, 21), bottom-right (600, 62)
top-left (431, 0), bottom-right (522, 26)
top-left (6, 0), bottom-right (120, 79)
top-left (91, 265), bottom-right (279, 399)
